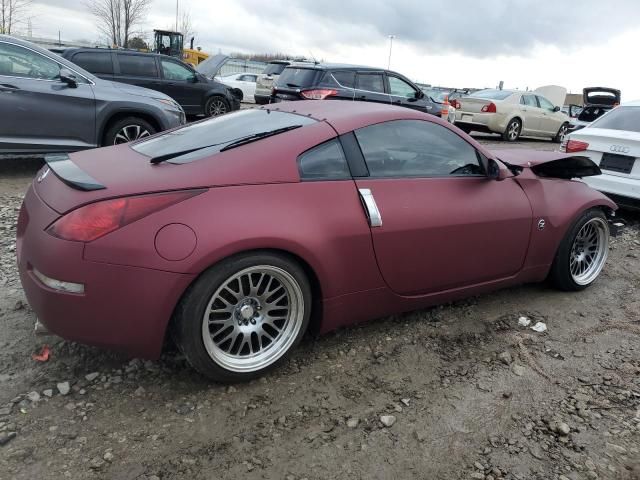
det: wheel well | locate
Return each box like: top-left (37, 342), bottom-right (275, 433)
top-left (164, 248), bottom-right (324, 350)
top-left (510, 116), bottom-right (522, 125)
top-left (100, 112), bottom-right (162, 146)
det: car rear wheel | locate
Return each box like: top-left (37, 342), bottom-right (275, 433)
top-left (205, 96), bottom-right (229, 117)
top-left (553, 123), bottom-right (569, 143)
top-left (173, 252), bottom-right (311, 382)
top-left (502, 118), bottom-right (521, 142)
top-left (103, 117), bottom-right (156, 146)
top-left (549, 209), bottom-right (609, 291)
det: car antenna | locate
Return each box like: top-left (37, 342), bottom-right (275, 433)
top-left (309, 50), bottom-right (319, 65)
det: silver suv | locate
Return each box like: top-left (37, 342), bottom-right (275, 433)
top-left (0, 35), bottom-right (185, 155)
top-left (254, 61), bottom-right (290, 104)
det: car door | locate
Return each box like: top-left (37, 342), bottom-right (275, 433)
top-left (536, 95), bottom-right (563, 136)
top-left (0, 40), bottom-right (96, 153)
top-left (354, 71), bottom-right (390, 104)
top-left (114, 53), bottom-right (160, 91)
top-left (386, 74), bottom-right (429, 112)
top-left (158, 57), bottom-right (202, 112)
top-left (350, 120), bottom-right (532, 295)
top-left (238, 74), bottom-right (257, 100)
top-left (519, 94), bottom-right (542, 134)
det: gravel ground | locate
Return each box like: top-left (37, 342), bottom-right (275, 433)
top-left (1, 136), bottom-right (639, 480)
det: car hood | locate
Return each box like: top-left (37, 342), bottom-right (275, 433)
top-left (492, 149), bottom-right (601, 179)
top-left (583, 87), bottom-right (621, 107)
top-left (533, 85), bottom-right (567, 108)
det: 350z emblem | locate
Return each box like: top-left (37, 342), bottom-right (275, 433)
top-left (37, 168), bottom-right (50, 183)
top-left (538, 219), bottom-right (546, 230)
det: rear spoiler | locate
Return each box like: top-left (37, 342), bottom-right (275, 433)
top-left (529, 155), bottom-right (601, 179)
top-left (44, 154), bottom-right (105, 191)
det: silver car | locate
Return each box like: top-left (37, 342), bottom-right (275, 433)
top-left (0, 35), bottom-right (185, 155)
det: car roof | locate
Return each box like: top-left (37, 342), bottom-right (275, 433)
top-left (287, 62), bottom-right (397, 73)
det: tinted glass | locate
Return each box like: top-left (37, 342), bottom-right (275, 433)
top-left (590, 106), bottom-right (640, 133)
top-left (355, 120), bottom-right (483, 177)
top-left (522, 95), bottom-right (538, 107)
top-left (332, 70), bottom-right (356, 88)
top-left (277, 67), bottom-right (319, 88)
top-left (537, 96), bottom-right (555, 110)
top-left (298, 140), bottom-right (351, 180)
top-left (263, 63), bottom-right (288, 75)
top-left (239, 74), bottom-right (257, 82)
top-left (356, 73), bottom-right (384, 93)
top-left (117, 54), bottom-right (158, 77)
top-left (132, 109), bottom-right (316, 163)
top-left (471, 89), bottom-right (513, 100)
top-left (388, 76), bottom-right (417, 98)
top-left (72, 52), bottom-right (113, 75)
top-left (161, 59), bottom-right (194, 80)
top-left (0, 42), bottom-right (60, 80)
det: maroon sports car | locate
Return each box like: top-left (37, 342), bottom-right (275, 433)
top-left (18, 101), bottom-right (616, 381)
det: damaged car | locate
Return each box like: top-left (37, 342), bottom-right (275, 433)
top-left (568, 87), bottom-right (621, 133)
top-left (18, 101), bottom-right (615, 382)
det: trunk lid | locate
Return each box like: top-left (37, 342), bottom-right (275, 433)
top-left (457, 96), bottom-right (494, 114)
top-left (533, 85), bottom-right (567, 108)
top-left (492, 149), bottom-right (601, 179)
top-left (569, 128), bottom-right (640, 179)
top-left (583, 87), bottom-right (621, 107)
top-left (273, 67), bottom-right (323, 100)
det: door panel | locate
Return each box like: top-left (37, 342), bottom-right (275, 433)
top-left (353, 177), bottom-right (532, 295)
top-left (158, 58), bottom-right (202, 111)
top-left (113, 53), bottom-right (160, 91)
top-left (537, 95), bottom-right (563, 135)
top-left (519, 94), bottom-right (541, 134)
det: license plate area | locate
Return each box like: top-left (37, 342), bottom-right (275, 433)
top-left (462, 114), bottom-right (473, 122)
top-left (600, 153), bottom-right (635, 174)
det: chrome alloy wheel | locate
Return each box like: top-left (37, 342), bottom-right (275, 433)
top-left (208, 98), bottom-right (228, 116)
top-left (569, 217), bottom-right (609, 285)
top-left (507, 120), bottom-right (520, 141)
top-left (558, 124), bottom-right (568, 143)
top-left (113, 125), bottom-right (151, 144)
top-left (201, 265), bottom-right (304, 373)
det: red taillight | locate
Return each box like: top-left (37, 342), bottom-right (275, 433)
top-left (451, 99), bottom-right (461, 109)
top-left (47, 190), bottom-right (204, 242)
top-left (481, 102), bottom-right (497, 113)
top-left (563, 139), bottom-right (589, 153)
top-left (301, 89), bottom-right (338, 100)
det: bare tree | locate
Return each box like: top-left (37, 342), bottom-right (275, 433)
top-left (85, 0), bottom-right (151, 48)
top-left (179, 10), bottom-right (194, 42)
top-left (0, 0), bottom-right (31, 35)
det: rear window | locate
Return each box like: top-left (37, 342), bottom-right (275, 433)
top-left (72, 52), bottom-right (113, 75)
top-left (117, 54), bottom-right (158, 77)
top-left (471, 89), bottom-right (513, 101)
top-left (132, 109), bottom-right (316, 163)
top-left (277, 67), bottom-right (320, 88)
top-left (590, 106), bottom-right (640, 133)
top-left (263, 63), bottom-right (288, 75)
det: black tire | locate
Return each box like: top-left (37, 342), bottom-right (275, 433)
top-left (553, 122), bottom-right (569, 143)
top-left (172, 252), bottom-right (312, 382)
top-left (458, 125), bottom-right (472, 134)
top-left (103, 117), bottom-right (156, 146)
top-left (548, 209), bottom-right (609, 291)
top-left (502, 118), bottom-right (521, 142)
top-left (205, 96), bottom-right (230, 117)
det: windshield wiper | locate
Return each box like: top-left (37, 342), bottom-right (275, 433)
top-left (219, 125), bottom-right (302, 152)
top-left (149, 125), bottom-right (303, 164)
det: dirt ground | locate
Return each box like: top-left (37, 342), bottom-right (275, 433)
top-left (1, 135), bottom-right (639, 480)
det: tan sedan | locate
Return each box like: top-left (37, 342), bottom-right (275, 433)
top-left (455, 87), bottom-right (570, 142)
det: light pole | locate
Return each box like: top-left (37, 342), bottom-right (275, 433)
top-left (175, 0), bottom-right (179, 32)
top-left (387, 35), bottom-right (395, 70)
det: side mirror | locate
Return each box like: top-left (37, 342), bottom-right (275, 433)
top-left (487, 158), bottom-right (513, 181)
top-left (188, 74), bottom-right (199, 83)
top-left (553, 105), bottom-right (561, 112)
top-left (415, 90), bottom-right (424, 99)
top-left (59, 68), bottom-right (77, 88)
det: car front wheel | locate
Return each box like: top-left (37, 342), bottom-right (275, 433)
top-left (502, 118), bottom-right (521, 142)
top-left (103, 117), bottom-right (156, 146)
top-left (173, 252), bottom-right (312, 382)
top-left (205, 96), bottom-right (230, 117)
top-left (549, 209), bottom-right (609, 291)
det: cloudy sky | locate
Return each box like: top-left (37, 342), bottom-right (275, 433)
top-left (26, 0), bottom-right (640, 99)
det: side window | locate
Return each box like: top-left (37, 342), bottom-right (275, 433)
top-left (297, 140), bottom-right (351, 181)
top-left (332, 70), bottom-right (356, 88)
top-left (388, 76), bottom-right (417, 98)
top-left (0, 42), bottom-right (61, 80)
top-left (522, 95), bottom-right (538, 107)
top-left (355, 120), bottom-right (484, 178)
top-left (160, 59), bottom-right (195, 81)
top-left (117, 54), bottom-right (158, 77)
top-left (356, 73), bottom-right (384, 93)
top-left (537, 95), bottom-right (555, 111)
top-left (72, 52), bottom-right (113, 75)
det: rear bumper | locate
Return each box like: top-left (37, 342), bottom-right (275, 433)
top-left (583, 173), bottom-right (640, 206)
top-left (17, 185), bottom-right (195, 359)
top-left (254, 94), bottom-right (271, 105)
top-left (454, 111), bottom-right (507, 133)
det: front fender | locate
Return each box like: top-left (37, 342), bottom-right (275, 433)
top-left (516, 171), bottom-right (617, 272)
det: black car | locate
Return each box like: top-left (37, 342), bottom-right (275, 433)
top-left (61, 48), bottom-right (240, 117)
top-left (271, 63), bottom-right (440, 115)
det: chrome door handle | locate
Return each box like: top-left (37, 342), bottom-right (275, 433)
top-left (358, 188), bottom-right (382, 227)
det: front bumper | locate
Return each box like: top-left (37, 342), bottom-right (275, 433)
top-left (17, 185), bottom-right (195, 359)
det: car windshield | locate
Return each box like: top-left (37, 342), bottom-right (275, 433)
top-left (132, 109), bottom-right (316, 164)
top-left (276, 67), bottom-right (320, 88)
top-left (471, 89), bottom-right (513, 100)
top-left (263, 63), bottom-right (288, 75)
top-left (589, 106), bottom-right (640, 133)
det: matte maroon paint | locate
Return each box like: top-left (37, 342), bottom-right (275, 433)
top-left (17, 101), bottom-right (617, 359)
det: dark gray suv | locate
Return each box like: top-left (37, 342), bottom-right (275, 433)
top-left (0, 35), bottom-right (185, 155)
